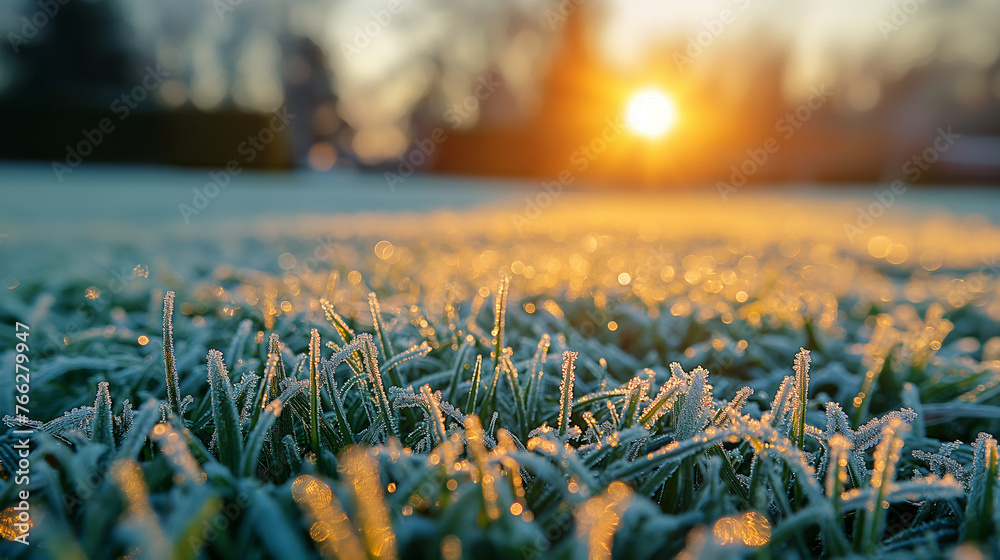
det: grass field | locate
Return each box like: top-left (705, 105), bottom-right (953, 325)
top-left (1, 170), bottom-right (999, 559)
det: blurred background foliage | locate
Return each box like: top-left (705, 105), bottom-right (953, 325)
top-left (1, 0), bottom-right (999, 184)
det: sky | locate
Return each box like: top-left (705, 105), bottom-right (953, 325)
top-left (322, 0), bottom-right (1000, 163)
top-left (607, 0), bottom-right (1000, 103)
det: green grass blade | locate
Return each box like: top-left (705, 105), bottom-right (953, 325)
top-left (162, 291), bottom-right (181, 416)
top-left (369, 292), bottom-right (394, 360)
top-left (309, 328), bottom-right (321, 454)
top-left (323, 361), bottom-right (355, 447)
top-left (492, 275), bottom-right (510, 374)
top-left (359, 334), bottom-right (398, 440)
top-left (502, 351), bottom-right (528, 439)
top-left (117, 399), bottom-right (161, 461)
top-left (445, 338), bottom-right (475, 405)
top-left (421, 385), bottom-right (448, 446)
top-left (207, 349), bottom-right (243, 471)
top-left (247, 353), bottom-right (276, 434)
top-left (858, 417), bottom-right (910, 555)
top-left (525, 333), bottom-right (550, 428)
top-left (962, 433), bottom-right (999, 543)
top-left (240, 399), bottom-right (282, 477)
top-left (558, 351), bottom-right (578, 437)
top-left (320, 298), bottom-right (355, 346)
top-left (225, 319), bottom-right (253, 369)
top-left (791, 348), bottom-right (811, 449)
top-left (378, 342), bottom-right (430, 379)
top-left (91, 381), bottom-right (115, 447)
top-left (479, 347), bottom-right (509, 421)
top-left (466, 354), bottom-right (483, 415)
top-left (675, 366), bottom-right (707, 441)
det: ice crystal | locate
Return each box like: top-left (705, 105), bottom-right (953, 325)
top-left (162, 291), bottom-right (181, 416)
top-left (912, 441), bottom-right (969, 487)
top-left (558, 350), bottom-right (578, 437)
top-left (676, 366), bottom-right (711, 441)
top-left (207, 349), bottom-right (243, 470)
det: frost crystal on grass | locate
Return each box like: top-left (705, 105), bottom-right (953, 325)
top-left (676, 366), bottom-right (710, 441)
top-left (236, 372), bottom-right (262, 428)
top-left (856, 418), bottom-right (910, 555)
top-left (639, 375), bottom-right (684, 429)
top-left (207, 349), bottom-right (243, 470)
top-left (715, 386), bottom-right (754, 427)
top-left (91, 381), bottom-right (115, 447)
top-left (854, 408), bottom-right (918, 455)
top-left (791, 348), bottom-right (811, 448)
top-left (558, 350), bottom-right (577, 437)
top-left (162, 291), bottom-right (181, 416)
top-left (913, 441), bottom-right (969, 486)
top-left (120, 398), bottom-right (133, 439)
top-left (420, 385), bottom-right (448, 446)
top-left (766, 376), bottom-right (795, 434)
top-left (11, 259), bottom-right (1000, 559)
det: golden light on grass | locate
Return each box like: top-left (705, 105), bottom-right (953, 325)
top-left (441, 535), bottom-right (462, 560)
top-left (576, 481), bottom-right (634, 560)
top-left (110, 459), bottom-right (169, 558)
top-left (625, 90), bottom-right (676, 139)
top-left (712, 511), bottom-right (771, 547)
top-left (340, 448), bottom-right (398, 560)
top-left (150, 423), bottom-right (206, 485)
top-left (0, 506), bottom-right (30, 541)
top-left (292, 474), bottom-right (368, 560)
top-left (464, 415), bottom-right (501, 521)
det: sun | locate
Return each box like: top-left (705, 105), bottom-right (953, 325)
top-left (625, 90), bottom-right (676, 139)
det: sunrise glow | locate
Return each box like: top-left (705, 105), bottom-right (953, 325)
top-left (625, 90), bottom-right (676, 139)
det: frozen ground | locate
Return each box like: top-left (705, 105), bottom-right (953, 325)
top-left (3, 163), bottom-right (1000, 246)
top-left (1, 163), bottom-right (999, 558)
